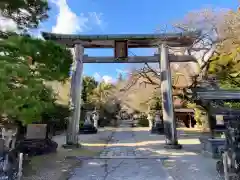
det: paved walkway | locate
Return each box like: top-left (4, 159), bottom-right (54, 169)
top-left (69, 127), bottom-right (172, 180)
top-left (68, 126), bottom-right (224, 180)
top-left (22, 128), bottom-right (114, 180)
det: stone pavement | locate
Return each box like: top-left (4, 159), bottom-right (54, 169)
top-left (68, 127), bottom-right (173, 180)
top-left (134, 128), bottom-right (224, 180)
top-left (68, 127), bottom-right (224, 180)
top-left (22, 128), bottom-right (114, 180)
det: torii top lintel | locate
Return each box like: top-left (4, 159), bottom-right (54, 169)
top-left (41, 31), bottom-right (200, 48)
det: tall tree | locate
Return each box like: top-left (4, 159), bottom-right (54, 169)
top-left (0, 35), bottom-right (73, 125)
top-left (0, 0), bottom-right (74, 126)
top-left (209, 48), bottom-right (240, 88)
top-left (82, 76), bottom-right (98, 103)
top-left (0, 0), bottom-right (49, 32)
top-left (122, 8), bottom-right (240, 99)
top-left (90, 82), bottom-right (113, 108)
top-left (1, 35), bottom-right (72, 81)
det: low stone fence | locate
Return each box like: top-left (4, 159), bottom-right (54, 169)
top-left (199, 136), bottom-right (225, 159)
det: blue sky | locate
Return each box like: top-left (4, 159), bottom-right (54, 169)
top-left (40, 0), bottom-right (238, 82)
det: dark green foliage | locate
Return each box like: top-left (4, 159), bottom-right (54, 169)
top-left (0, 0), bottom-right (50, 31)
top-left (209, 48), bottom-right (240, 87)
top-left (0, 0), bottom-right (74, 127)
top-left (208, 47), bottom-right (240, 109)
top-left (0, 35), bottom-right (73, 125)
top-left (0, 50), bottom-right (56, 124)
top-left (41, 104), bottom-right (70, 133)
top-left (149, 93), bottom-right (162, 113)
top-left (1, 35), bottom-right (72, 81)
top-left (82, 76), bottom-right (98, 103)
top-left (79, 121), bottom-right (84, 128)
top-left (138, 114), bottom-right (149, 127)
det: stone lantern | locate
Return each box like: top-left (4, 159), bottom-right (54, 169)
top-left (151, 110), bottom-right (164, 134)
top-left (84, 111), bottom-right (92, 125)
top-left (147, 113), bottom-right (154, 130)
top-left (79, 111), bottom-right (97, 134)
top-left (92, 110), bottom-right (99, 129)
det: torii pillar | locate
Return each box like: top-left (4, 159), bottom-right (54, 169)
top-left (63, 44), bottom-right (84, 148)
top-left (160, 43), bottom-right (182, 149)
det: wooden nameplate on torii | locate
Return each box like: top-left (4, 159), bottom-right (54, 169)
top-left (114, 40), bottom-right (128, 60)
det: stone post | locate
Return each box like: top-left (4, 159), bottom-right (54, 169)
top-left (160, 44), bottom-right (181, 149)
top-left (65, 44), bottom-right (84, 147)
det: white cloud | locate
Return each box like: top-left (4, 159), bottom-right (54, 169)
top-left (28, 27), bottom-right (45, 39)
top-left (51, 0), bottom-right (104, 34)
top-left (0, 9), bottom-right (34, 33)
top-left (0, 15), bottom-right (17, 32)
top-left (116, 69), bottom-right (129, 74)
top-left (89, 12), bottom-right (103, 26)
top-left (102, 75), bottom-right (113, 83)
top-left (51, 0), bottom-right (88, 34)
top-left (93, 72), bottom-right (102, 81)
top-left (93, 72), bottom-right (113, 84)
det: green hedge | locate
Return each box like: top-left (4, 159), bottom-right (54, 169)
top-left (41, 104), bottom-right (70, 133)
top-left (138, 114), bottom-right (149, 127)
top-left (79, 121), bottom-right (84, 127)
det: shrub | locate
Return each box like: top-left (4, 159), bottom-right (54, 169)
top-left (79, 121), bottom-right (84, 127)
top-left (41, 104), bottom-right (70, 133)
top-left (138, 114), bottom-right (149, 127)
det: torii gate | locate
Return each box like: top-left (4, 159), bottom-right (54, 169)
top-left (42, 32), bottom-right (199, 149)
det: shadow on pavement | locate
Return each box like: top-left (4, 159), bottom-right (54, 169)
top-left (75, 127), bottom-right (223, 180)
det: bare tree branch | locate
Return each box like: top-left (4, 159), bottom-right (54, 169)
top-left (113, 8), bottom-right (240, 110)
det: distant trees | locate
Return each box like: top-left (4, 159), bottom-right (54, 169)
top-left (124, 8), bottom-right (240, 93)
top-left (89, 82), bottom-right (113, 108)
top-left (108, 8), bottom-right (240, 129)
top-left (80, 77), bottom-right (122, 125)
top-left (82, 76), bottom-right (98, 104)
top-left (128, 8), bottom-right (239, 93)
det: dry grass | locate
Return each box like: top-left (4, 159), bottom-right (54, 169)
top-left (22, 146), bottom-right (102, 180)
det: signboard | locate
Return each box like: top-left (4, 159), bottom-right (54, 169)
top-left (26, 124), bottom-right (47, 139)
top-left (216, 115), bottom-right (224, 125)
top-left (114, 40), bottom-right (128, 59)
